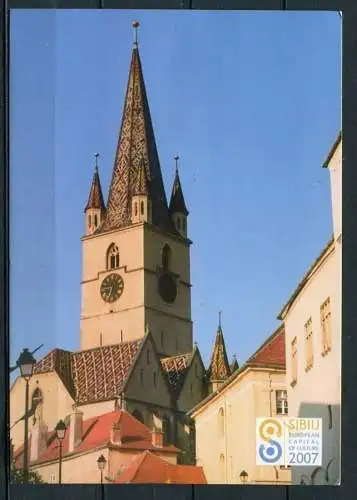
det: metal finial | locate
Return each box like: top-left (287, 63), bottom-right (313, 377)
top-left (218, 310), bottom-right (222, 328)
top-left (94, 153), bottom-right (100, 171)
top-left (174, 154), bottom-right (179, 173)
top-left (133, 21), bottom-right (140, 47)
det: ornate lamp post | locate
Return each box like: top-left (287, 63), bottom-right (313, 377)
top-left (239, 470), bottom-right (248, 484)
top-left (97, 454), bottom-right (107, 484)
top-left (17, 348), bottom-right (36, 484)
top-left (54, 420), bottom-right (67, 484)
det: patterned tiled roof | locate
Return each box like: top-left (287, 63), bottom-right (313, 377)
top-left (133, 159), bottom-right (149, 196)
top-left (101, 47), bottom-right (174, 234)
top-left (34, 349), bottom-right (75, 398)
top-left (115, 450), bottom-right (207, 484)
top-left (14, 410), bottom-right (178, 468)
top-left (84, 166), bottom-right (106, 212)
top-left (161, 353), bottom-right (192, 395)
top-left (169, 168), bottom-right (188, 216)
top-left (33, 340), bottom-right (143, 405)
top-left (207, 325), bottom-right (231, 382)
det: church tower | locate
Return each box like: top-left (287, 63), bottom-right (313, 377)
top-left (207, 314), bottom-right (231, 392)
top-left (80, 24), bottom-right (192, 356)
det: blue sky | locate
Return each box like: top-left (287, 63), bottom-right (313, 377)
top-left (9, 10), bottom-right (340, 373)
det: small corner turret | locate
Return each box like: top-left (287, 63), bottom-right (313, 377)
top-left (84, 153), bottom-right (106, 235)
top-left (169, 155), bottom-right (189, 238)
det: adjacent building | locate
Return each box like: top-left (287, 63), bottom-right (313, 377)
top-left (277, 132), bottom-right (341, 485)
top-left (189, 325), bottom-right (291, 485)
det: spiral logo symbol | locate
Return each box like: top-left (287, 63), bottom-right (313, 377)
top-left (256, 418), bottom-right (284, 465)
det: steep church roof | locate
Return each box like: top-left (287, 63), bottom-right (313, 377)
top-left (230, 354), bottom-right (239, 373)
top-left (33, 340), bottom-right (144, 405)
top-left (207, 323), bottom-right (231, 382)
top-left (84, 165), bottom-right (106, 212)
top-left (133, 158), bottom-right (149, 196)
top-left (169, 164), bottom-right (188, 216)
top-left (100, 43), bottom-right (173, 233)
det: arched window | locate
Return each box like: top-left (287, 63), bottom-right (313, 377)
top-left (217, 407), bottom-right (225, 439)
top-left (140, 201), bottom-right (145, 215)
top-left (94, 214), bottom-right (98, 226)
top-left (177, 218), bottom-right (181, 230)
top-left (107, 244), bottom-right (120, 270)
top-left (134, 202), bottom-right (138, 216)
top-left (219, 454), bottom-right (225, 482)
top-left (88, 215), bottom-right (92, 226)
top-left (162, 415), bottom-right (170, 445)
top-left (162, 245), bottom-right (172, 273)
top-left (132, 409), bottom-right (144, 424)
top-left (31, 388), bottom-right (43, 423)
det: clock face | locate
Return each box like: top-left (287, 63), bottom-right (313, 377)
top-left (158, 274), bottom-right (177, 304)
top-left (100, 273), bottom-right (124, 303)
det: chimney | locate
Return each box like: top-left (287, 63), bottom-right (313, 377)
top-left (152, 427), bottom-right (164, 448)
top-left (68, 409), bottom-right (83, 453)
top-left (110, 422), bottom-right (122, 445)
top-left (30, 420), bottom-right (48, 463)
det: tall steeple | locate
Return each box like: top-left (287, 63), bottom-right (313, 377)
top-left (101, 22), bottom-right (171, 233)
top-left (84, 153), bottom-right (106, 235)
top-left (207, 312), bottom-right (231, 392)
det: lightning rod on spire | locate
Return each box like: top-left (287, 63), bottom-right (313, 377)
top-left (133, 21), bottom-right (140, 47)
top-left (174, 154), bottom-right (179, 173)
top-left (94, 153), bottom-right (100, 171)
top-left (218, 310), bottom-right (222, 328)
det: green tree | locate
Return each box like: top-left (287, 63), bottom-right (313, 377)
top-left (10, 467), bottom-right (45, 484)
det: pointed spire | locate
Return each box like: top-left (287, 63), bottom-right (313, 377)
top-left (101, 25), bottom-right (172, 232)
top-left (207, 312), bottom-right (231, 382)
top-left (230, 354), bottom-right (239, 373)
top-left (169, 155), bottom-right (189, 216)
top-left (133, 158), bottom-right (149, 196)
top-left (84, 153), bottom-right (106, 212)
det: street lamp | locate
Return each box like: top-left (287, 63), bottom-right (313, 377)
top-left (97, 454), bottom-right (107, 484)
top-left (17, 348), bottom-right (36, 484)
top-left (55, 420), bottom-right (67, 484)
top-left (239, 470), bottom-right (248, 484)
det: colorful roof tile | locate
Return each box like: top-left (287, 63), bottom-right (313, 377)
top-left (207, 325), bottom-right (230, 382)
top-left (84, 166), bottom-right (106, 212)
top-left (115, 450), bottom-right (206, 484)
top-left (133, 158), bottom-right (149, 196)
top-left (161, 353), bottom-right (192, 395)
top-left (247, 325), bottom-right (285, 367)
top-left (101, 46), bottom-right (173, 233)
top-left (169, 168), bottom-right (188, 216)
top-left (14, 410), bottom-right (178, 468)
top-left (33, 340), bottom-right (143, 405)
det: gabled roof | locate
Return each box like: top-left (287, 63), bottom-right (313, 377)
top-left (161, 353), bottom-right (193, 396)
top-left (32, 339), bottom-right (144, 405)
top-left (169, 168), bottom-right (188, 216)
top-left (207, 325), bottom-right (231, 382)
top-left (188, 325), bottom-right (285, 417)
top-left (84, 166), bottom-right (106, 212)
top-left (14, 410), bottom-right (178, 468)
top-left (114, 450), bottom-right (206, 484)
top-left (101, 46), bottom-right (174, 233)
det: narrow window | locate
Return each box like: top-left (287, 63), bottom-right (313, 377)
top-left (321, 297), bottom-right (332, 355)
top-left (163, 416), bottom-right (170, 445)
top-left (276, 390), bottom-right (288, 415)
top-left (94, 214), bottom-right (98, 226)
top-left (219, 454), bottom-right (225, 483)
top-left (140, 201), bottom-right (145, 215)
top-left (304, 317), bottom-right (313, 370)
top-left (162, 245), bottom-right (172, 272)
top-left (135, 202), bottom-right (138, 216)
top-left (217, 407), bottom-right (224, 439)
top-left (107, 244), bottom-right (120, 270)
top-left (88, 215), bottom-right (92, 226)
top-left (291, 337), bottom-right (297, 386)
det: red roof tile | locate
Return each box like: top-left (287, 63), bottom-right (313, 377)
top-left (14, 410), bottom-right (178, 468)
top-left (33, 339), bottom-right (143, 405)
top-left (247, 325), bottom-right (285, 367)
top-left (115, 450), bottom-right (207, 484)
